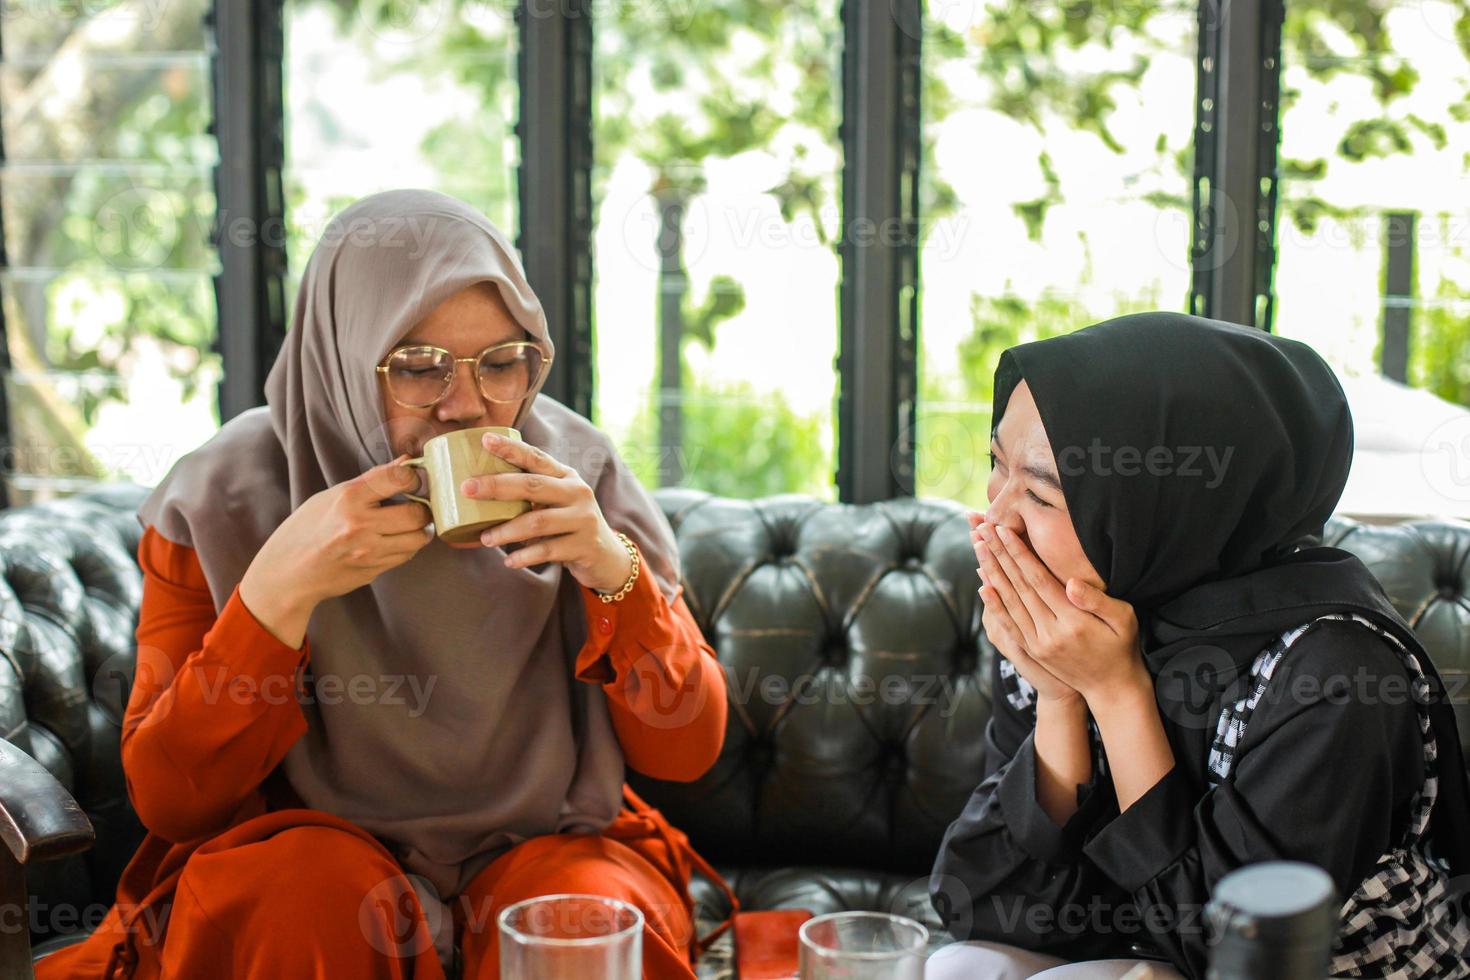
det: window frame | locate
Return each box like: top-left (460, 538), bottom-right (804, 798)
top-left (517, 0), bottom-right (595, 418)
top-left (210, 0), bottom-right (289, 423)
top-left (836, 0), bottom-right (923, 503)
top-left (0, 0), bottom-right (1296, 504)
top-left (1189, 0), bottom-right (1285, 330)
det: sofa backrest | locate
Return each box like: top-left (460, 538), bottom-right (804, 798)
top-left (0, 482), bottom-right (150, 942)
top-left (1, 481), bottom-right (1466, 931)
top-left (634, 489), bottom-right (1470, 875)
top-left (633, 489), bottom-right (992, 874)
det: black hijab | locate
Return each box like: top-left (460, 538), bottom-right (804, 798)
top-left (992, 311), bottom-right (1470, 876)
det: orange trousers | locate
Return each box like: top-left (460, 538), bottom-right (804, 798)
top-left (35, 809), bottom-right (699, 980)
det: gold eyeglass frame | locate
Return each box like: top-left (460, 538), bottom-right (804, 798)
top-left (375, 340), bottom-right (553, 409)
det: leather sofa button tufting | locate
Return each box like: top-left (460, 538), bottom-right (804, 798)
top-left (10, 486), bottom-right (1470, 967)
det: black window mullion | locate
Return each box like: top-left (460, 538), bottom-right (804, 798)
top-left (1380, 211), bottom-right (1415, 382)
top-left (1190, 0), bottom-right (1284, 330)
top-left (516, 0), bottom-right (594, 419)
top-left (208, 0), bottom-right (288, 421)
top-left (837, 0), bottom-right (921, 503)
top-left (1251, 0), bottom-right (1285, 331)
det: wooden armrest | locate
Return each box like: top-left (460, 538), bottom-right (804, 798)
top-left (0, 741), bottom-right (93, 865)
top-left (0, 740), bottom-right (94, 979)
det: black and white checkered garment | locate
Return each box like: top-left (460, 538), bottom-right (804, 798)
top-left (1206, 613), bottom-right (1470, 979)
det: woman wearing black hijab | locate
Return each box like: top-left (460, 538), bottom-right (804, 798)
top-left (925, 313), bottom-right (1470, 979)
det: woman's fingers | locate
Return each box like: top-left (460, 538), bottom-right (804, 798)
top-left (373, 499), bottom-right (433, 534)
top-left (978, 524), bottom-right (1053, 630)
top-left (991, 524), bottom-right (1071, 616)
top-left (378, 529), bottom-right (435, 563)
top-left (481, 432), bottom-right (569, 478)
top-left (351, 455), bottom-right (423, 503)
top-left (341, 527), bottom-right (433, 575)
top-left (464, 470), bottom-right (575, 506)
top-left (977, 537), bottom-right (1038, 648)
top-left (1066, 578), bottom-right (1134, 635)
top-left (980, 585), bottom-right (1054, 688)
top-left (980, 586), bottom-right (1025, 654)
top-left (501, 535), bottom-right (573, 569)
top-left (478, 505), bottom-right (576, 549)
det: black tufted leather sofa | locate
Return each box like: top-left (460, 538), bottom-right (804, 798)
top-left (4, 482), bottom-right (1469, 976)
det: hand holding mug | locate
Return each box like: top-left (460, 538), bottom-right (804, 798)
top-left (239, 456), bottom-right (434, 647)
top-left (462, 431), bottom-right (633, 594)
top-left (398, 425), bottom-right (531, 546)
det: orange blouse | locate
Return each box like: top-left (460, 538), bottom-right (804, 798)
top-left (121, 524), bottom-right (728, 845)
top-left (35, 526), bottom-right (726, 980)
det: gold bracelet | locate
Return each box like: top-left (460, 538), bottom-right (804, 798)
top-left (597, 532), bottom-right (640, 603)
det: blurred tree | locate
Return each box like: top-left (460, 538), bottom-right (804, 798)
top-left (620, 376), bottom-right (829, 496)
top-left (18, 0), bottom-right (1470, 507)
top-left (915, 292), bottom-right (1155, 504)
top-left (595, 0), bottom-right (838, 485)
top-left (287, 0), bottom-right (519, 260)
top-left (917, 0), bottom-right (1190, 509)
top-left (334, 0), bottom-right (836, 491)
top-left (921, 0), bottom-right (1470, 512)
top-left (3, 0), bottom-right (215, 499)
top-left (1276, 0), bottom-right (1470, 400)
top-left (924, 1), bottom-right (1187, 241)
top-left (1414, 278), bottom-right (1470, 407)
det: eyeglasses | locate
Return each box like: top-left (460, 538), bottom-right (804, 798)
top-left (376, 341), bottom-right (552, 409)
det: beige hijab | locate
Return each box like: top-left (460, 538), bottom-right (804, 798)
top-left (136, 189), bottom-right (682, 901)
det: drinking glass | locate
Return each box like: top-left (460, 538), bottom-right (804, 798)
top-left (798, 911), bottom-right (927, 979)
top-left (497, 893), bottom-right (642, 980)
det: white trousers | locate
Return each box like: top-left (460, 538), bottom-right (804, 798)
top-left (924, 939), bottom-right (1188, 980)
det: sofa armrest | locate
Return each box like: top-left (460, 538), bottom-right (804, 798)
top-left (0, 740), bottom-right (95, 980)
top-left (0, 741), bottom-right (94, 865)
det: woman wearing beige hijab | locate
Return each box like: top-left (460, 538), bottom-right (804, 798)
top-left (35, 189), bottom-right (729, 980)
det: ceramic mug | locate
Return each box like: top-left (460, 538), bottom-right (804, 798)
top-left (400, 426), bottom-right (531, 543)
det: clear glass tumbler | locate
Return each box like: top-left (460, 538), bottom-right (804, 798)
top-left (798, 910), bottom-right (928, 979)
top-left (497, 893), bottom-right (643, 980)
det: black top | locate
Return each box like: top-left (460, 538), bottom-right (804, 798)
top-left (930, 617), bottom-right (1423, 977)
top-left (929, 313), bottom-right (1470, 978)
top-left (990, 312), bottom-right (1467, 872)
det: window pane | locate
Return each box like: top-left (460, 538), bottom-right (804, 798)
top-left (0, 0), bottom-right (219, 503)
top-left (1275, 0), bottom-right (1470, 395)
top-left (4, 4), bottom-right (207, 60)
top-left (592, 1), bottom-right (841, 498)
top-left (283, 0), bottom-right (519, 300)
top-left (917, 1), bottom-right (1198, 509)
top-left (1274, 0), bottom-right (1470, 518)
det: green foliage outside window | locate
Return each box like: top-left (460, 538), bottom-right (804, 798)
top-left (9, 0), bottom-right (1470, 505)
